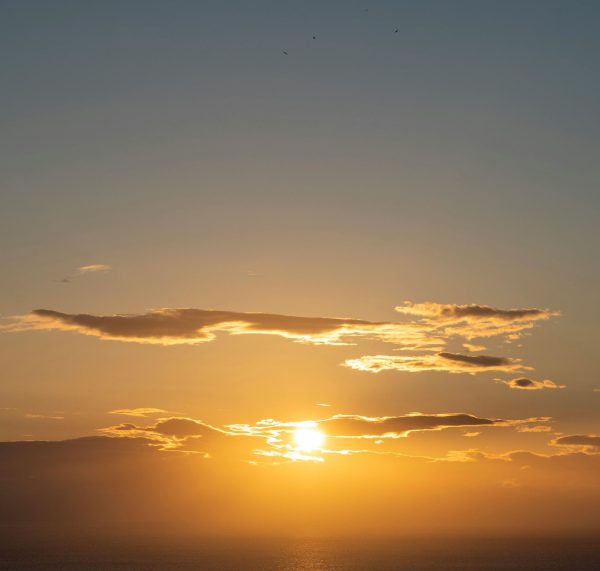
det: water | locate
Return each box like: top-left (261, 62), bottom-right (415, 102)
top-left (1, 536), bottom-right (598, 570)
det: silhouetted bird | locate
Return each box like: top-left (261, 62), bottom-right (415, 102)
top-left (394, 28), bottom-right (399, 33)
top-left (282, 50), bottom-right (288, 55)
top-left (312, 35), bottom-right (316, 40)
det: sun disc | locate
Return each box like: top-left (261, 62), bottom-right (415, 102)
top-left (293, 428), bottom-right (325, 452)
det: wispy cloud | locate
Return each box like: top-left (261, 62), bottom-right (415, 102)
top-left (497, 378), bottom-right (565, 390)
top-left (463, 342), bottom-right (486, 352)
top-left (109, 407), bottom-right (171, 418)
top-left (59, 264), bottom-right (111, 283)
top-left (345, 352), bottom-right (528, 374)
top-left (78, 264), bottom-right (111, 274)
top-left (24, 413), bottom-right (64, 420)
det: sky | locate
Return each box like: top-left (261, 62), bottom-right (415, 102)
top-left (1, 0), bottom-right (599, 538)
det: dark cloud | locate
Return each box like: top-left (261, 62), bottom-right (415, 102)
top-left (3, 307), bottom-right (436, 349)
top-left (552, 435), bottom-right (600, 450)
top-left (439, 352), bottom-right (511, 367)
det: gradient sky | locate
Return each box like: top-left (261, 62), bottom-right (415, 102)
top-left (1, 0), bottom-right (599, 536)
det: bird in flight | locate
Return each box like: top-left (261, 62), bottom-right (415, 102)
top-left (312, 35), bottom-right (317, 40)
top-left (282, 50), bottom-right (288, 55)
top-left (395, 28), bottom-right (399, 33)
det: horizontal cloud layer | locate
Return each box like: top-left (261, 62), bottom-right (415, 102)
top-left (109, 407), bottom-right (171, 417)
top-left (1, 301), bottom-right (557, 376)
top-left (3, 308), bottom-right (439, 348)
top-left (345, 352), bottom-right (528, 374)
top-left (97, 411), bottom-right (552, 461)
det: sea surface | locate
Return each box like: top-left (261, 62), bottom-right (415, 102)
top-left (1, 536), bottom-right (598, 570)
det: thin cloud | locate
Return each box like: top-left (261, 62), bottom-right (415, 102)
top-left (228, 412), bottom-right (549, 445)
top-left (345, 352), bottom-right (528, 374)
top-left (396, 301), bottom-right (555, 322)
top-left (97, 411), bottom-right (550, 460)
top-left (463, 343), bottom-right (486, 352)
top-left (59, 264), bottom-right (111, 283)
top-left (517, 425), bottom-right (552, 433)
top-left (109, 408), bottom-right (171, 418)
top-left (498, 378), bottom-right (565, 390)
top-left (78, 264), bottom-right (111, 273)
top-left (24, 413), bottom-right (64, 420)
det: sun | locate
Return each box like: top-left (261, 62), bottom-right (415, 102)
top-left (293, 428), bottom-right (325, 452)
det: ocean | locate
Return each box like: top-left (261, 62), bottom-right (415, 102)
top-left (1, 536), bottom-right (599, 570)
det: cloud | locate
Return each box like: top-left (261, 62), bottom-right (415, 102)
top-left (396, 301), bottom-right (555, 322)
top-left (96, 411), bottom-right (551, 461)
top-left (498, 378), bottom-right (565, 391)
top-left (101, 416), bottom-right (226, 439)
top-left (463, 343), bottom-right (486, 352)
top-left (58, 264), bottom-right (111, 283)
top-left (24, 413), bottom-right (64, 420)
top-left (2, 308), bottom-right (440, 348)
top-left (552, 435), bottom-right (600, 452)
top-left (228, 412), bottom-right (550, 452)
top-left (396, 301), bottom-right (557, 341)
top-left (78, 264), bottom-right (111, 274)
top-left (99, 416), bottom-right (267, 455)
top-left (345, 352), bottom-right (528, 374)
top-left (516, 425), bottom-right (552, 433)
top-left (1, 301), bottom-right (557, 377)
top-left (109, 408), bottom-right (170, 418)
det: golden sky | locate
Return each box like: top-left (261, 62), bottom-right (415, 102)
top-left (1, 0), bottom-right (599, 538)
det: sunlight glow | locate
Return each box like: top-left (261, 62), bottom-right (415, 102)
top-left (293, 428), bottom-right (325, 452)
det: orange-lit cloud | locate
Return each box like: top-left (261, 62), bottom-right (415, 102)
top-left (463, 342), bottom-right (487, 352)
top-left (96, 411), bottom-right (552, 461)
top-left (234, 412), bottom-right (545, 439)
top-left (498, 378), bottom-right (565, 390)
top-left (516, 425), bottom-right (553, 433)
top-left (3, 308), bottom-right (440, 348)
top-left (396, 301), bottom-right (557, 341)
top-left (78, 264), bottom-right (111, 274)
top-left (345, 352), bottom-right (528, 374)
top-left (551, 434), bottom-right (600, 452)
top-left (59, 264), bottom-right (111, 283)
top-left (109, 407), bottom-right (171, 418)
top-left (1, 302), bottom-right (558, 377)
